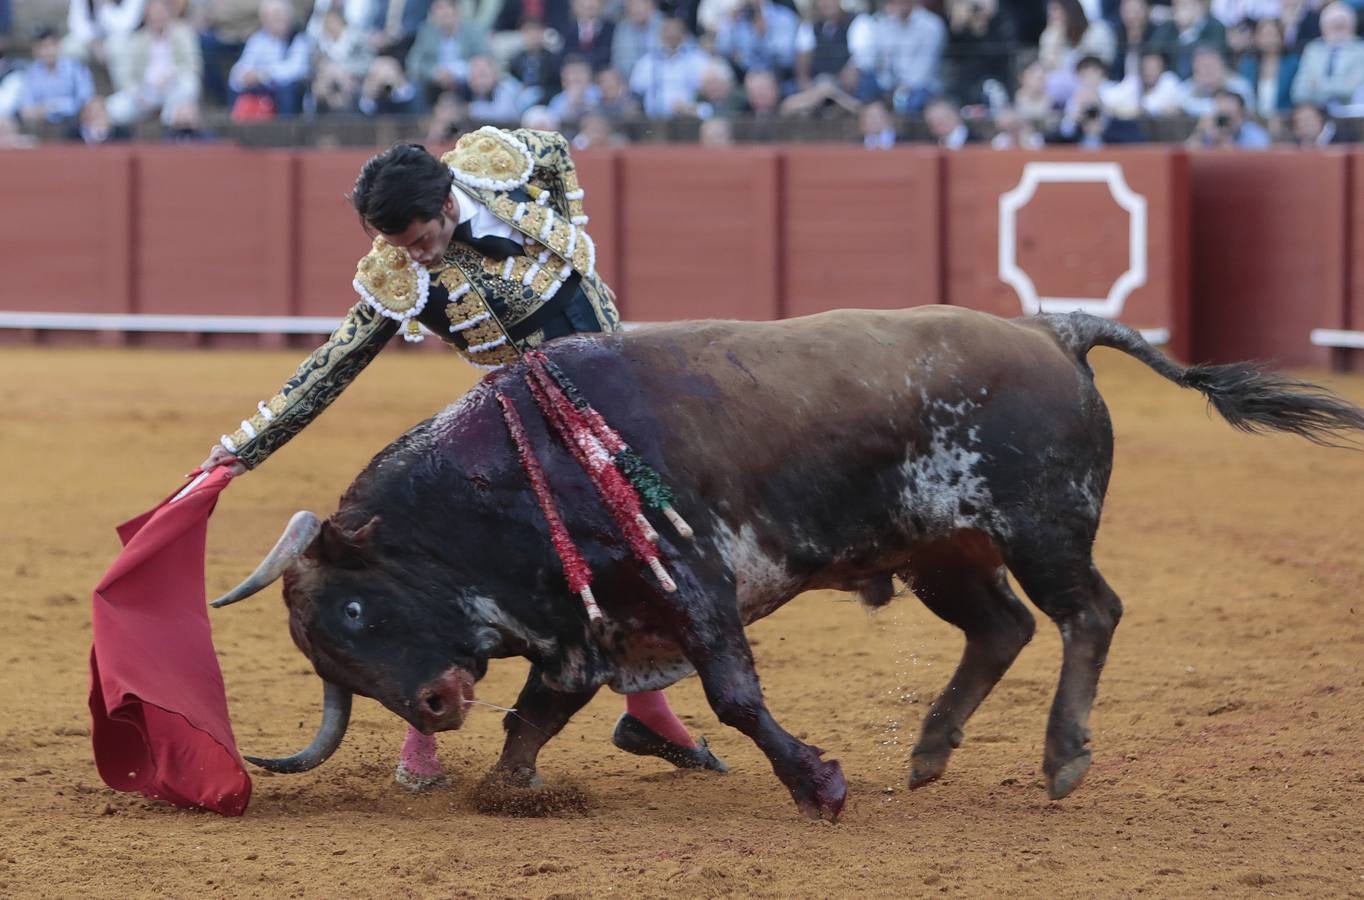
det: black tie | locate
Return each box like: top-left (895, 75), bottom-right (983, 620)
top-left (453, 219), bottom-right (524, 260)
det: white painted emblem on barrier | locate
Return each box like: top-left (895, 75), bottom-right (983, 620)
top-left (998, 162), bottom-right (1147, 318)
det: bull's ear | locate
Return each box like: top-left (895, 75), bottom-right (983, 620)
top-left (308, 516), bottom-right (381, 567)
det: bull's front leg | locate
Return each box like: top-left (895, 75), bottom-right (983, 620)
top-left (488, 664), bottom-right (598, 787)
top-left (675, 601), bottom-right (847, 821)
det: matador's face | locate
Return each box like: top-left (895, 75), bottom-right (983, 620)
top-left (378, 192), bottom-right (458, 268)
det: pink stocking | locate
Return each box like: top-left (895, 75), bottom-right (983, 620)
top-left (399, 725), bottom-right (443, 778)
top-left (626, 691), bottom-right (695, 748)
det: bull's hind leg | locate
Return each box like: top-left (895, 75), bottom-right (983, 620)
top-left (903, 534), bottom-right (1036, 789)
top-left (1005, 548), bottom-right (1123, 801)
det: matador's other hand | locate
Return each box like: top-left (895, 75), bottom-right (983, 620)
top-left (199, 444), bottom-right (247, 477)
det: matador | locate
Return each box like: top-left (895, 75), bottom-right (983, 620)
top-left (200, 126), bottom-right (726, 789)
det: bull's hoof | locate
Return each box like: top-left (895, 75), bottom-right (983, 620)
top-left (791, 757), bottom-right (847, 823)
top-left (394, 763), bottom-right (446, 792)
top-left (611, 714), bottom-right (729, 773)
top-left (1045, 750), bottom-right (1092, 801)
top-left (908, 750), bottom-right (952, 789)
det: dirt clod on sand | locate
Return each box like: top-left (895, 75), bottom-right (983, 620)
top-left (471, 773), bottom-right (592, 818)
top-left (1, 347), bottom-right (1363, 898)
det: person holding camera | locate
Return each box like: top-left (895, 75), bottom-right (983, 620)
top-left (1186, 87), bottom-right (1271, 147)
top-left (1178, 44), bottom-right (1254, 117)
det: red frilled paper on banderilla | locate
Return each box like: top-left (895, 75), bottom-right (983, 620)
top-left (89, 468), bottom-right (252, 816)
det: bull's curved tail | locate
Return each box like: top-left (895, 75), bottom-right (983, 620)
top-left (1037, 312), bottom-right (1364, 448)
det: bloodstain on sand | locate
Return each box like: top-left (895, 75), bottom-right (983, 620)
top-left (1, 346), bottom-right (1362, 897)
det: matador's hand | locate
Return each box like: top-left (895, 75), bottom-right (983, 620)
top-left (199, 444), bottom-right (247, 477)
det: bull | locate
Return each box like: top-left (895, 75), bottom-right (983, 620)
top-left (215, 307), bottom-right (1364, 821)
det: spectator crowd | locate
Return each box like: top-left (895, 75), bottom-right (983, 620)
top-left (0, 0), bottom-right (1358, 148)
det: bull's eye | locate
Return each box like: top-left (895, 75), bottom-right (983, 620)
top-left (344, 600), bottom-right (363, 624)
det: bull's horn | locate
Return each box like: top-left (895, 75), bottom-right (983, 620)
top-left (243, 680), bottom-right (353, 773)
top-left (211, 511), bottom-right (322, 607)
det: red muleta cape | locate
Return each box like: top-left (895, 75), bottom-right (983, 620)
top-left (88, 468), bottom-right (252, 816)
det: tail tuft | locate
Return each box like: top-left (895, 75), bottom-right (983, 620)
top-left (1180, 362), bottom-right (1364, 448)
top-left (1036, 312), bottom-right (1364, 449)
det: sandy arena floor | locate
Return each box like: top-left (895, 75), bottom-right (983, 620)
top-left (1, 341), bottom-right (1362, 898)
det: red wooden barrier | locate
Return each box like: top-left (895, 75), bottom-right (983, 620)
top-left (941, 148), bottom-right (1191, 360)
top-left (616, 147), bottom-right (782, 321)
top-left (4, 144), bottom-right (1363, 371)
top-left (0, 147), bottom-right (134, 315)
top-left (135, 147), bottom-right (296, 317)
top-left (781, 147), bottom-right (941, 316)
top-left (1188, 150), bottom-right (1348, 368)
top-left (295, 150), bottom-right (377, 317)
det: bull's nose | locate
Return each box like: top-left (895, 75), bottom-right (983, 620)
top-left (413, 668), bottom-right (474, 731)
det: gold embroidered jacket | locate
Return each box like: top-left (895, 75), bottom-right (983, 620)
top-left (220, 127), bottom-right (621, 470)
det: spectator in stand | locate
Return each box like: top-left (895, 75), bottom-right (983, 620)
top-left (310, 7), bottom-right (373, 113)
top-left (1180, 43), bottom-right (1253, 114)
top-left (595, 65), bottom-right (641, 117)
top-left (107, 0), bottom-right (202, 126)
top-left (1108, 47), bottom-right (1183, 115)
top-left (493, 0), bottom-right (572, 38)
top-left (1289, 100), bottom-right (1340, 144)
top-left (0, 116), bottom-right (37, 147)
top-left (228, 0), bottom-right (311, 116)
top-left (699, 114), bottom-right (734, 145)
top-left (1149, 0), bottom-right (1226, 79)
top-left (1211, 0), bottom-right (1280, 29)
top-left (1278, 0), bottom-right (1319, 54)
top-left (19, 25), bottom-right (94, 127)
top-left (1050, 79), bottom-right (1144, 146)
top-left (1241, 17), bottom-right (1295, 118)
top-left (1001, 0), bottom-right (1045, 45)
top-left (1187, 86), bottom-right (1271, 144)
top-left (858, 96), bottom-right (897, 147)
top-left (423, 88), bottom-right (466, 140)
top-left (742, 67), bottom-right (781, 116)
top-left (612, 0), bottom-right (662, 80)
top-left (1224, 18), bottom-right (1255, 73)
top-left (507, 17), bottom-right (562, 109)
top-left (407, 0), bottom-right (489, 105)
top-left (458, 52), bottom-right (521, 120)
top-left (923, 95), bottom-right (973, 147)
top-left (990, 106), bottom-right (1045, 147)
top-left (195, 0), bottom-right (263, 107)
top-left (65, 0), bottom-right (145, 68)
top-left (562, 0), bottom-right (614, 72)
top-left (359, 51), bottom-right (422, 112)
top-left (1291, 1), bottom-right (1364, 108)
top-left (794, 0), bottom-right (854, 86)
top-left (944, 0), bottom-right (1017, 109)
top-left (714, 0), bottom-right (801, 82)
top-left (1112, 0), bottom-right (1156, 81)
top-left (1013, 56), bottom-right (1055, 120)
top-left (629, 15), bottom-right (710, 118)
top-left (1039, 0), bottom-right (1116, 74)
top-left (163, 95), bottom-right (218, 140)
top-left (848, 0), bottom-right (946, 112)
top-left (697, 0), bottom-right (741, 37)
top-left (67, 95), bottom-right (131, 142)
top-left (520, 102), bottom-right (559, 128)
top-left (693, 57), bottom-right (741, 117)
top-left (572, 109), bottom-right (626, 146)
top-left (547, 53), bottom-right (601, 119)
top-left (365, 0), bottom-right (432, 60)
top-left (782, 0), bottom-right (861, 110)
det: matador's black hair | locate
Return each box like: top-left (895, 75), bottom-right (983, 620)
top-left (349, 143), bottom-right (454, 235)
